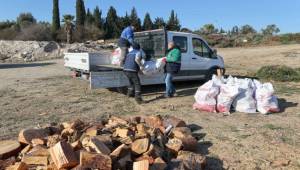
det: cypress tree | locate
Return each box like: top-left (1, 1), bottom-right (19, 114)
top-left (52, 0), bottom-right (60, 36)
top-left (93, 6), bottom-right (102, 29)
top-left (76, 0), bottom-right (86, 27)
top-left (143, 13), bottom-right (153, 31)
top-left (105, 6), bottom-right (120, 38)
top-left (153, 17), bottom-right (165, 29)
top-left (130, 7), bottom-right (141, 31)
top-left (85, 8), bottom-right (94, 25)
top-left (167, 10), bottom-right (181, 31)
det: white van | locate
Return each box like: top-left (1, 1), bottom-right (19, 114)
top-left (64, 29), bottom-right (225, 89)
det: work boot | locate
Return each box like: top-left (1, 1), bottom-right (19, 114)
top-left (127, 89), bottom-right (134, 97)
top-left (135, 93), bottom-right (144, 104)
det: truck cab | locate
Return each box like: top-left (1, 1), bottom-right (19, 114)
top-left (64, 29), bottom-right (225, 89)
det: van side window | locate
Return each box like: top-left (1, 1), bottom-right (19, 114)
top-left (192, 38), bottom-right (211, 58)
top-left (173, 36), bottom-right (188, 53)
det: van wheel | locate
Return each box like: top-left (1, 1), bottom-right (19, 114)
top-left (205, 68), bottom-right (218, 81)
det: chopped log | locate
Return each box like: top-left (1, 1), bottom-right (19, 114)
top-left (133, 160), bottom-right (149, 170)
top-left (0, 157), bottom-right (16, 169)
top-left (61, 128), bottom-right (75, 137)
top-left (171, 127), bottom-right (192, 139)
top-left (135, 155), bottom-right (155, 164)
top-left (119, 136), bottom-right (134, 145)
top-left (80, 151), bottom-right (112, 170)
top-left (47, 134), bottom-right (61, 148)
top-left (31, 138), bottom-right (46, 146)
top-left (94, 135), bottom-right (113, 149)
top-left (131, 138), bottom-right (150, 155)
top-left (181, 136), bottom-right (198, 152)
top-left (166, 138), bottom-right (182, 153)
top-left (0, 140), bottom-right (22, 159)
top-left (18, 129), bottom-right (49, 144)
top-left (71, 140), bottom-right (82, 151)
top-left (49, 141), bottom-right (79, 169)
top-left (85, 124), bottom-right (103, 137)
top-left (115, 128), bottom-right (130, 138)
top-left (22, 155), bottom-right (48, 166)
top-left (117, 153), bottom-right (132, 169)
top-left (176, 151), bottom-right (206, 170)
top-left (89, 137), bottom-right (111, 155)
top-left (143, 144), bottom-right (163, 159)
top-left (110, 144), bottom-right (130, 159)
top-left (144, 116), bottom-right (165, 133)
top-left (46, 162), bottom-right (58, 170)
top-left (163, 116), bottom-right (186, 128)
top-left (6, 162), bottom-right (28, 170)
top-left (136, 124), bottom-right (148, 138)
top-left (26, 145), bottom-right (49, 156)
top-left (62, 122), bottom-right (72, 129)
top-left (110, 116), bottom-right (128, 125)
top-left (20, 145), bottom-right (33, 155)
top-left (151, 157), bottom-right (167, 170)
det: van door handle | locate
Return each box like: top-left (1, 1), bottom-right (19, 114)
top-left (192, 58), bottom-right (197, 60)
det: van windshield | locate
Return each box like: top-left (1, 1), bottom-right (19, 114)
top-left (134, 30), bottom-right (166, 60)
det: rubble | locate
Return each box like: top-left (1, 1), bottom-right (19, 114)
top-left (0, 115), bottom-right (206, 170)
top-left (0, 40), bottom-right (117, 63)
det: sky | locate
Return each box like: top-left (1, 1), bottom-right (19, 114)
top-left (0, 0), bottom-right (300, 33)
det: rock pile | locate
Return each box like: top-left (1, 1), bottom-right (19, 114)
top-left (0, 115), bottom-right (206, 170)
top-left (0, 40), bottom-right (117, 63)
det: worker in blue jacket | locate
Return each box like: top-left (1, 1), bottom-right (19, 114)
top-left (118, 25), bottom-right (135, 66)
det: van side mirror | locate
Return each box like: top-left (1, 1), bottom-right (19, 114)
top-left (213, 49), bottom-right (217, 55)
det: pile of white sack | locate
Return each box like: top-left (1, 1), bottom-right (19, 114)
top-left (111, 47), bottom-right (166, 76)
top-left (193, 75), bottom-right (280, 114)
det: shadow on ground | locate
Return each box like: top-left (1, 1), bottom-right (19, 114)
top-left (188, 123), bottom-right (224, 170)
top-left (278, 98), bottom-right (298, 113)
top-left (0, 62), bottom-right (55, 69)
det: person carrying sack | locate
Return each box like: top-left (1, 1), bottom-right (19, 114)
top-left (118, 25), bottom-right (135, 66)
top-left (123, 43), bottom-right (144, 104)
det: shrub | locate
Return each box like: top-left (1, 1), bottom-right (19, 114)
top-left (0, 27), bottom-right (18, 40)
top-left (16, 24), bottom-right (52, 41)
top-left (256, 65), bottom-right (300, 82)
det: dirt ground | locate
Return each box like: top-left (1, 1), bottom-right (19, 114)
top-left (0, 44), bottom-right (300, 170)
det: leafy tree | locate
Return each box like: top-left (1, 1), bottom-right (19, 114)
top-left (16, 13), bottom-right (37, 29)
top-left (52, 0), bottom-right (60, 37)
top-left (199, 24), bottom-right (218, 34)
top-left (105, 6), bottom-right (120, 38)
top-left (143, 13), bottom-right (153, 30)
top-left (166, 10), bottom-right (181, 31)
top-left (240, 25), bottom-right (256, 35)
top-left (119, 12), bottom-right (131, 30)
top-left (130, 7), bottom-right (142, 31)
top-left (76, 0), bottom-right (86, 27)
top-left (153, 17), bottom-right (165, 29)
top-left (85, 8), bottom-right (94, 25)
top-left (93, 6), bottom-right (102, 29)
top-left (0, 20), bottom-right (16, 30)
top-left (62, 14), bottom-right (75, 43)
top-left (262, 24), bottom-right (280, 36)
top-left (180, 28), bottom-right (192, 33)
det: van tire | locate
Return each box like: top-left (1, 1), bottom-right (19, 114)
top-left (205, 68), bottom-right (218, 81)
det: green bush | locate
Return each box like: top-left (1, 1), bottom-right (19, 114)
top-left (256, 65), bottom-right (300, 82)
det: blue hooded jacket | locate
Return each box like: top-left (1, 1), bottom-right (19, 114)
top-left (118, 26), bottom-right (134, 47)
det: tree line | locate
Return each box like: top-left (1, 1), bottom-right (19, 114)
top-left (0, 0), bottom-right (297, 47)
top-left (0, 0), bottom-right (181, 43)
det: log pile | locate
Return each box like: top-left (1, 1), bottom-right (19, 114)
top-left (0, 115), bottom-right (206, 170)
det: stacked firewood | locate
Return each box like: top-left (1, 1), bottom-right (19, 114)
top-left (0, 115), bottom-right (206, 170)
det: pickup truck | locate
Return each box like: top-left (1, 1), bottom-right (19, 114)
top-left (64, 29), bottom-right (225, 89)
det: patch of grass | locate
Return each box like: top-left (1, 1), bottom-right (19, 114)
top-left (275, 83), bottom-right (300, 96)
top-left (256, 65), bottom-right (300, 82)
top-left (263, 124), bottom-right (283, 130)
